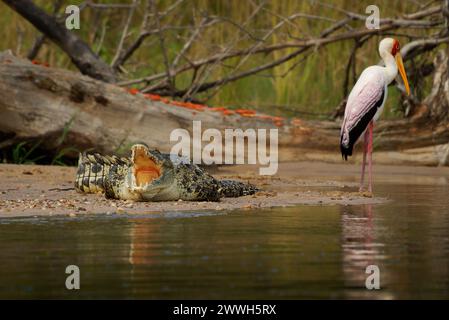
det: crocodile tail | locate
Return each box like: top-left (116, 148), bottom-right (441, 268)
top-left (218, 179), bottom-right (258, 198)
top-left (75, 152), bottom-right (130, 194)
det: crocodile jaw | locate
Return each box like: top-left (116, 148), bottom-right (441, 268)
top-left (132, 144), bottom-right (162, 187)
top-left (126, 143), bottom-right (174, 200)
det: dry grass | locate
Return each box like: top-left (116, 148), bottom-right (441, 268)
top-left (0, 0), bottom-right (441, 118)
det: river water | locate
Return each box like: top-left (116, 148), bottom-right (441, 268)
top-left (0, 180), bottom-right (448, 299)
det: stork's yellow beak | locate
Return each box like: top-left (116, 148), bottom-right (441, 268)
top-left (395, 53), bottom-right (410, 96)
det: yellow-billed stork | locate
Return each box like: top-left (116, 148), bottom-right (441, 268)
top-left (340, 38), bottom-right (410, 193)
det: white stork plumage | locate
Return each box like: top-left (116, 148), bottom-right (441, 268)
top-left (340, 38), bottom-right (410, 193)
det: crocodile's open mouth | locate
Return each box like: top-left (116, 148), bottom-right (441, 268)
top-left (132, 145), bottom-right (161, 187)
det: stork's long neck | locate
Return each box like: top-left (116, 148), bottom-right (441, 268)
top-left (380, 51), bottom-right (398, 85)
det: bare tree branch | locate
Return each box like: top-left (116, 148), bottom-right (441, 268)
top-left (112, 0), bottom-right (185, 70)
top-left (120, 5), bottom-right (443, 92)
top-left (2, 0), bottom-right (117, 82)
top-left (171, 17), bottom-right (214, 69)
top-left (27, 0), bottom-right (63, 60)
top-left (151, 0), bottom-right (175, 94)
top-left (111, 0), bottom-right (138, 68)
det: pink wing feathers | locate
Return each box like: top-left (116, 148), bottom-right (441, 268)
top-left (340, 67), bottom-right (386, 160)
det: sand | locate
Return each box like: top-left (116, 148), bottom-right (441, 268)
top-left (1, 161), bottom-right (448, 218)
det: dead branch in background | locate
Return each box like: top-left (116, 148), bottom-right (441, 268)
top-left (111, 0), bottom-right (185, 70)
top-left (116, 1), bottom-right (447, 103)
top-left (2, 0), bottom-right (449, 108)
top-left (110, 0), bottom-right (138, 69)
top-left (27, 0), bottom-right (63, 59)
top-left (2, 0), bottom-right (117, 82)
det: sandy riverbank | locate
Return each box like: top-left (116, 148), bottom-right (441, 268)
top-left (1, 161), bottom-right (448, 218)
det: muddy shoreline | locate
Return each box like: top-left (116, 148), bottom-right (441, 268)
top-left (1, 161), bottom-right (448, 218)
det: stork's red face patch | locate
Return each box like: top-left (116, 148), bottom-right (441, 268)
top-left (391, 40), bottom-right (400, 56)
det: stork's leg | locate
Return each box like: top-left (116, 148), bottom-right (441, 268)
top-left (359, 128), bottom-right (369, 192)
top-left (368, 121), bottom-right (374, 193)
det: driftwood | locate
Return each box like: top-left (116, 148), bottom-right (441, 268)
top-left (0, 51), bottom-right (448, 166)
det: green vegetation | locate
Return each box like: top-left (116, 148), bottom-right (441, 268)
top-left (0, 0), bottom-right (440, 119)
top-left (10, 140), bottom-right (45, 164)
top-left (1, 140), bottom-right (78, 166)
top-left (0, 0), bottom-right (438, 117)
top-left (0, 117), bottom-right (80, 166)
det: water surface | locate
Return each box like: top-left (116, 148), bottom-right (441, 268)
top-left (0, 182), bottom-right (448, 299)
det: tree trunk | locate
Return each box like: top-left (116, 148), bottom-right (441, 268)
top-left (0, 51), bottom-right (448, 166)
top-left (424, 49), bottom-right (449, 122)
top-left (2, 0), bottom-right (117, 83)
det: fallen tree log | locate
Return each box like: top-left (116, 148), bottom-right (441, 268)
top-left (0, 50), bottom-right (448, 167)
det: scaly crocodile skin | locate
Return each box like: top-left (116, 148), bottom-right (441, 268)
top-left (75, 144), bottom-right (258, 201)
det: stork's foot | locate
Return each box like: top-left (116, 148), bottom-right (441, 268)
top-left (358, 190), bottom-right (373, 198)
top-left (358, 185), bottom-right (373, 196)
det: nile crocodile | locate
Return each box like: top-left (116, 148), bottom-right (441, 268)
top-left (75, 143), bottom-right (258, 201)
